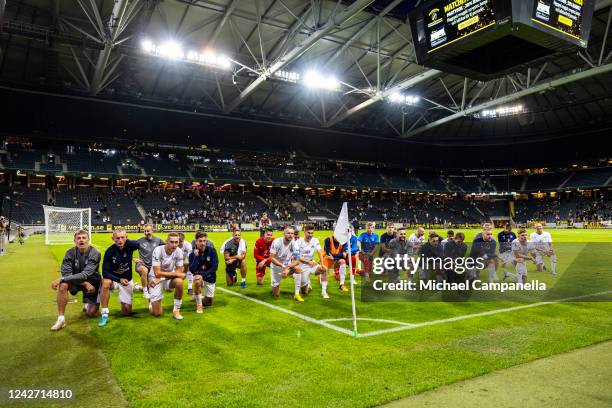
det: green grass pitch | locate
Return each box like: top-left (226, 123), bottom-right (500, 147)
top-left (0, 229), bottom-right (611, 407)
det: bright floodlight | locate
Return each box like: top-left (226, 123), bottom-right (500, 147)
top-left (303, 70), bottom-right (339, 91)
top-left (480, 104), bottom-right (524, 118)
top-left (157, 41), bottom-right (183, 60)
top-left (141, 39), bottom-right (155, 53)
top-left (389, 93), bottom-right (419, 105)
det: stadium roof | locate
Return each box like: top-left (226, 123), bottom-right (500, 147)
top-left (0, 0), bottom-right (611, 151)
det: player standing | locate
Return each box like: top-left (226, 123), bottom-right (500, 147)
top-left (387, 227), bottom-right (411, 282)
top-left (530, 223), bottom-right (557, 275)
top-left (296, 224), bottom-right (329, 299)
top-left (178, 233), bottom-right (193, 295)
top-left (221, 229), bottom-right (248, 288)
top-left (136, 224), bottom-right (163, 300)
top-left (254, 228), bottom-right (275, 286)
top-left (150, 232), bottom-right (186, 319)
top-left (379, 223), bottom-right (396, 258)
top-left (189, 231), bottom-right (218, 313)
top-left (498, 223), bottom-right (517, 279)
top-left (357, 222), bottom-right (379, 281)
top-left (269, 226), bottom-right (303, 301)
top-left (99, 228), bottom-right (140, 327)
top-left (50, 230), bottom-right (101, 331)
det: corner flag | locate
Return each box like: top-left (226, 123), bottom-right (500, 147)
top-left (334, 202), bottom-right (358, 337)
top-left (333, 202), bottom-right (350, 244)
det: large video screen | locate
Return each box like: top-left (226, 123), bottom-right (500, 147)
top-left (532, 0), bottom-right (588, 41)
top-left (424, 0), bottom-right (497, 53)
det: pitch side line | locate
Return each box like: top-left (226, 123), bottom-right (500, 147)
top-left (359, 290), bottom-right (612, 338)
top-left (216, 287), bottom-right (355, 336)
top-left (322, 317), bottom-right (416, 327)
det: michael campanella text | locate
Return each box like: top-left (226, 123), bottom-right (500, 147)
top-left (372, 280), bottom-right (548, 293)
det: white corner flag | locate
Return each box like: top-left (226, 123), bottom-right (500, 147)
top-left (334, 202), bottom-right (358, 337)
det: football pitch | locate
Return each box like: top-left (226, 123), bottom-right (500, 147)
top-left (1, 229), bottom-right (611, 407)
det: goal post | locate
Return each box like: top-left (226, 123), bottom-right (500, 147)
top-left (42, 205), bottom-right (92, 245)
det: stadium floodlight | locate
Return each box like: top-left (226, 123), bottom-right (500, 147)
top-left (274, 70), bottom-right (300, 83)
top-left (303, 70), bottom-right (340, 91)
top-left (389, 92), bottom-right (420, 105)
top-left (141, 38), bottom-right (232, 70)
top-left (479, 104), bottom-right (525, 118)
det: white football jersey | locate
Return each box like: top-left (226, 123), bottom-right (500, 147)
top-left (296, 237), bottom-right (321, 261)
top-left (151, 245), bottom-right (184, 273)
top-left (530, 231), bottom-right (552, 251)
top-left (511, 239), bottom-right (535, 257)
top-left (180, 241), bottom-right (192, 260)
top-left (270, 238), bottom-right (298, 265)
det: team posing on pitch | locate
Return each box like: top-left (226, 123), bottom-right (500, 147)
top-left (49, 222), bottom-right (556, 331)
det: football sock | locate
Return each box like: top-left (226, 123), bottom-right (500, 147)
top-left (173, 299), bottom-right (182, 310)
top-left (339, 264), bottom-right (346, 285)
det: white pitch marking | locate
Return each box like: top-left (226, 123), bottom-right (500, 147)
top-left (359, 290), bottom-right (612, 338)
top-left (216, 287), bottom-right (354, 336)
top-left (322, 317), bottom-right (416, 327)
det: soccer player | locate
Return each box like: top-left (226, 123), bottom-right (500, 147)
top-left (441, 230), bottom-right (454, 249)
top-left (469, 229), bottom-right (498, 283)
top-left (358, 222), bottom-right (379, 281)
top-left (150, 232), bottom-right (186, 319)
top-left (254, 228), bottom-right (275, 286)
top-left (408, 227), bottom-right (426, 254)
top-left (530, 223), bottom-right (557, 275)
top-left (135, 224), bottom-right (163, 300)
top-left (347, 228), bottom-right (360, 278)
top-left (379, 223), bottom-right (396, 258)
top-left (221, 229), bottom-right (248, 288)
top-left (498, 223), bottom-right (517, 279)
top-left (99, 228), bottom-right (140, 327)
top-left (512, 229), bottom-right (536, 283)
top-left (419, 233), bottom-right (444, 282)
top-left (387, 227), bottom-right (411, 282)
top-left (443, 232), bottom-right (467, 283)
top-left (189, 231), bottom-right (218, 313)
top-left (16, 224), bottom-right (25, 245)
top-left (323, 234), bottom-right (349, 292)
top-left (178, 233), bottom-right (193, 295)
top-left (269, 226), bottom-right (302, 301)
top-left (50, 229), bottom-right (101, 331)
top-left (296, 224), bottom-right (329, 299)
top-left (474, 222), bottom-right (492, 241)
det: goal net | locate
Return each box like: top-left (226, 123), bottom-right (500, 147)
top-left (43, 205), bottom-right (92, 245)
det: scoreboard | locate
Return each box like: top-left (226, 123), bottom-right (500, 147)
top-left (532, 0), bottom-right (590, 45)
top-left (409, 0), bottom-right (595, 79)
top-left (423, 0), bottom-right (498, 53)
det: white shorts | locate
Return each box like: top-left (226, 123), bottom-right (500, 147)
top-left (516, 261), bottom-right (528, 277)
top-left (500, 251), bottom-right (513, 265)
top-left (300, 265), bottom-right (319, 286)
top-left (149, 279), bottom-right (173, 302)
top-left (270, 265), bottom-right (284, 288)
top-left (535, 253), bottom-right (546, 265)
top-left (116, 281), bottom-right (134, 305)
top-left (202, 281), bottom-right (215, 298)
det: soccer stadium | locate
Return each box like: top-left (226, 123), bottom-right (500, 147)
top-left (0, 0), bottom-right (611, 406)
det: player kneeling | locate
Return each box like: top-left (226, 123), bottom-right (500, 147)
top-left (189, 231), bottom-right (218, 314)
top-left (50, 229), bottom-right (101, 331)
top-left (149, 233), bottom-right (186, 320)
top-left (269, 226), bottom-right (303, 301)
top-left (296, 225), bottom-right (329, 299)
top-left (254, 228), bottom-right (274, 286)
top-left (511, 229), bottom-right (536, 284)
